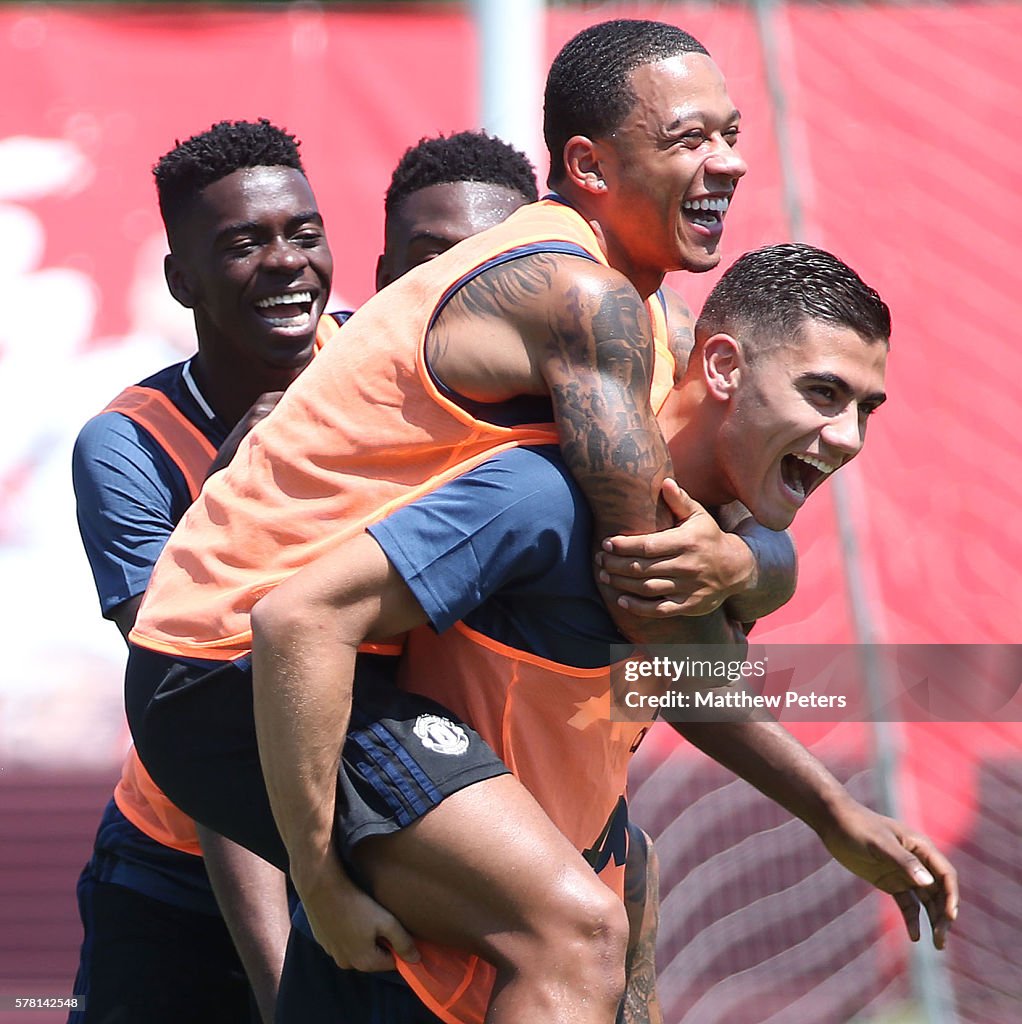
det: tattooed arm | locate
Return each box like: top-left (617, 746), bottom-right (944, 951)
top-left (431, 254), bottom-right (741, 646)
top-left (538, 263), bottom-right (742, 646)
top-left (618, 823), bottom-right (663, 1024)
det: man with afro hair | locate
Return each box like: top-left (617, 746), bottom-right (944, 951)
top-left (70, 118), bottom-right (337, 1024)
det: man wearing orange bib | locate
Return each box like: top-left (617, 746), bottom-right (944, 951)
top-left (126, 20), bottom-right (799, 1024)
top-left (256, 244), bottom-right (959, 1024)
top-left (70, 120), bottom-right (337, 1024)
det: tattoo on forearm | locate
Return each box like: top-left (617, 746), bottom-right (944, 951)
top-left (624, 848), bottom-right (649, 907)
top-left (620, 936), bottom-right (661, 1024)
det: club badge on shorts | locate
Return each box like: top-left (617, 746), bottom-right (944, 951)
top-left (413, 714), bottom-right (469, 756)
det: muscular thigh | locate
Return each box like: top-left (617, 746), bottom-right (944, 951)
top-left (352, 773), bottom-right (608, 960)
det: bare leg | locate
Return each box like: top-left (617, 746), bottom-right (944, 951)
top-left (353, 773), bottom-right (629, 1024)
top-left (196, 825), bottom-right (291, 1024)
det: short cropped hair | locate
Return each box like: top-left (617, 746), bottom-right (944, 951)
top-left (154, 118), bottom-right (305, 233)
top-left (697, 243), bottom-right (892, 355)
top-left (384, 130), bottom-right (539, 217)
top-left (544, 19), bottom-right (709, 184)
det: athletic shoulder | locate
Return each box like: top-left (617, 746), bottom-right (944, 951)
top-left (73, 408), bottom-right (183, 616)
top-left (459, 249), bottom-right (641, 329)
top-left (74, 405), bottom-right (157, 471)
top-left (72, 401), bottom-right (190, 531)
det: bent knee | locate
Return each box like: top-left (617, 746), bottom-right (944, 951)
top-left (492, 875), bottom-right (628, 1014)
top-left (503, 870), bottom-right (629, 966)
top-left (563, 879), bottom-right (630, 957)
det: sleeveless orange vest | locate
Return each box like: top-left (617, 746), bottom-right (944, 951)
top-left (394, 622), bottom-right (648, 1024)
top-left (131, 200), bottom-right (676, 660)
top-left (101, 383), bottom-right (216, 854)
top-left (110, 314), bottom-right (341, 853)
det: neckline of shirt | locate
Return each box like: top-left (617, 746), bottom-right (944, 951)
top-left (182, 358), bottom-right (217, 422)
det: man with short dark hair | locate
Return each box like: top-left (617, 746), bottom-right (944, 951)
top-left (378, 129), bottom-right (539, 289)
top-left (70, 118), bottom-right (337, 1024)
top-left (379, 127), bottom-right (663, 1024)
top-left (258, 243), bottom-right (956, 1024)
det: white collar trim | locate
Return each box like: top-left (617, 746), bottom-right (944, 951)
top-left (182, 358), bottom-right (217, 421)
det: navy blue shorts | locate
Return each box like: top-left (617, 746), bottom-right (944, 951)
top-left (277, 925), bottom-right (444, 1024)
top-left (125, 646), bottom-right (509, 870)
top-left (69, 870), bottom-right (253, 1024)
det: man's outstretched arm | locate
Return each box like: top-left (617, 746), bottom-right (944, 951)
top-left (671, 717), bottom-right (958, 949)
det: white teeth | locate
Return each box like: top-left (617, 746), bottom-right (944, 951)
top-left (793, 452), bottom-right (835, 474)
top-left (256, 291), bottom-right (313, 309)
top-left (682, 197), bottom-right (730, 214)
top-left (262, 311), bottom-right (313, 328)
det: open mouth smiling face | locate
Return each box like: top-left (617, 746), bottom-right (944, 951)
top-left (599, 52), bottom-right (746, 279)
top-left (725, 322), bottom-right (888, 531)
top-left (171, 164), bottom-right (334, 368)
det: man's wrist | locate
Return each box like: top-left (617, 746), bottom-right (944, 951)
top-left (799, 782), bottom-right (862, 839)
top-left (723, 531), bottom-right (759, 600)
top-left (282, 825), bottom-right (340, 890)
